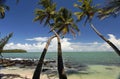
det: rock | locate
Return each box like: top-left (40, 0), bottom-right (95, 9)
top-left (66, 69), bottom-right (79, 75)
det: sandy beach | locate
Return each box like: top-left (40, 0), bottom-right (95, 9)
top-left (0, 52), bottom-right (120, 79)
top-left (1, 65), bottom-right (120, 79)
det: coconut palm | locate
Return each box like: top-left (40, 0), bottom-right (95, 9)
top-left (33, 0), bottom-right (80, 78)
top-left (32, 35), bottom-right (56, 79)
top-left (74, 0), bottom-right (120, 56)
top-left (98, 0), bottom-right (120, 20)
top-left (32, 0), bottom-right (68, 79)
top-left (0, 0), bottom-right (9, 19)
top-left (51, 8), bottom-right (80, 37)
top-left (50, 8), bottom-right (79, 79)
top-left (32, 0), bottom-right (57, 78)
top-left (34, 0), bottom-right (56, 25)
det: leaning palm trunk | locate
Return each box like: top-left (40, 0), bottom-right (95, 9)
top-left (32, 35), bottom-right (56, 79)
top-left (90, 23), bottom-right (120, 56)
top-left (53, 30), bottom-right (67, 79)
top-left (0, 32), bottom-right (13, 56)
top-left (57, 36), bottom-right (67, 79)
top-left (49, 21), bottom-right (67, 79)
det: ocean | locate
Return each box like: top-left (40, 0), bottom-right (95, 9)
top-left (2, 52), bottom-right (120, 65)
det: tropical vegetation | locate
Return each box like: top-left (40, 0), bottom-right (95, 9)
top-left (0, 33), bottom-right (13, 56)
top-left (32, 0), bottom-right (80, 79)
top-left (2, 49), bottom-right (27, 53)
top-left (0, 0), bottom-right (19, 56)
top-left (98, 0), bottom-right (120, 19)
top-left (0, 0), bottom-right (9, 19)
top-left (0, 0), bottom-right (120, 79)
top-left (74, 0), bottom-right (120, 56)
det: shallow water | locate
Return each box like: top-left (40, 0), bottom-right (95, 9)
top-left (1, 51), bottom-right (120, 79)
top-left (1, 65), bottom-right (120, 79)
top-left (68, 65), bottom-right (120, 79)
top-left (2, 52), bottom-right (120, 65)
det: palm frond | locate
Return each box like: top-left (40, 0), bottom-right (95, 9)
top-left (74, 0), bottom-right (99, 25)
top-left (0, 7), bottom-right (5, 18)
top-left (71, 23), bottom-right (80, 32)
top-left (61, 26), bottom-right (69, 35)
top-left (0, 0), bottom-right (9, 19)
top-left (51, 8), bottom-right (80, 37)
top-left (34, 0), bottom-right (56, 25)
top-left (70, 28), bottom-right (76, 37)
top-left (0, 32), bottom-right (13, 56)
top-left (98, 0), bottom-right (120, 19)
top-left (74, 12), bottom-right (85, 22)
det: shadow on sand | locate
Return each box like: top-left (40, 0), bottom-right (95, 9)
top-left (0, 73), bottom-right (30, 79)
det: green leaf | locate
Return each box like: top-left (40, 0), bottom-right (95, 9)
top-left (78, 0), bottom-right (83, 3)
top-left (74, 12), bottom-right (84, 21)
top-left (71, 23), bottom-right (80, 32)
top-left (74, 3), bottom-right (79, 7)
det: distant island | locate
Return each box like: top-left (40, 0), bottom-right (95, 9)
top-left (2, 49), bottom-right (27, 53)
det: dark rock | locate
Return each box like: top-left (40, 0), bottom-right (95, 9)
top-left (66, 69), bottom-right (79, 75)
top-left (42, 68), bottom-right (50, 72)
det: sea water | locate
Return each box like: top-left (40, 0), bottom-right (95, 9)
top-left (2, 52), bottom-right (120, 65)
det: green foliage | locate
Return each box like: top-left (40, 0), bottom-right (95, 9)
top-left (2, 49), bottom-right (27, 53)
top-left (0, 33), bottom-right (13, 56)
top-left (34, 0), bottom-right (56, 25)
top-left (0, 2), bottom-right (9, 19)
top-left (34, 0), bottom-right (80, 37)
top-left (50, 8), bottom-right (80, 37)
top-left (98, 0), bottom-right (120, 20)
top-left (74, 0), bottom-right (100, 25)
top-left (0, 0), bottom-right (20, 19)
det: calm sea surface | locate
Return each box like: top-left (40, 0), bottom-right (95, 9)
top-left (2, 52), bottom-right (120, 65)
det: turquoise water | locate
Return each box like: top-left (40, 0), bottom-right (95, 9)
top-left (2, 52), bottom-right (120, 65)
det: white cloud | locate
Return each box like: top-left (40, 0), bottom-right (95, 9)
top-left (26, 37), bottom-right (48, 42)
top-left (4, 34), bottom-right (120, 52)
top-left (108, 34), bottom-right (120, 48)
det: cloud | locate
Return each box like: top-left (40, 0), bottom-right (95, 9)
top-left (4, 34), bottom-right (120, 52)
top-left (108, 34), bottom-right (120, 48)
top-left (26, 37), bottom-right (48, 42)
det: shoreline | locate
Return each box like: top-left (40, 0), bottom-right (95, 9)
top-left (1, 65), bottom-right (120, 79)
top-left (0, 59), bottom-right (120, 79)
top-left (0, 58), bottom-right (119, 67)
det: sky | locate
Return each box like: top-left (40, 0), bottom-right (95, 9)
top-left (0, 0), bottom-right (120, 52)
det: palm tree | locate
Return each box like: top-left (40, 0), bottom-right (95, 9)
top-left (32, 0), bottom-right (57, 78)
top-left (0, 0), bottom-right (9, 19)
top-left (34, 0), bottom-right (56, 25)
top-left (98, 0), bottom-right (120, 20)
top-left (33, 0), bottom-right (79, 79)
top-left (0, 32), bottom-right (13, 57)
top-left (74, 0), bottom-right (120, 56)
top-left (51, 8), bottom-right (79, 79)
top-left (32, 35), bottom-right (56, 79)
top-left (51, 8), bottom-right (80, 37)
top-left (33, 0), bottom-right (68, 79)
top-left (0, 0), bottom-right (18, 55)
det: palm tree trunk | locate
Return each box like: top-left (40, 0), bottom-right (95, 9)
top-left (32, 35), bottom-right (56, 79)
top-left (57, 37), bottom-right (67, 79)
top-left (90, 23), bottom-right (120, 56)
top-left (53, 31), bottom-right (67, 79)
top-left (0, 32), bottom-right (13, 56)
top-left (48, 22), bottom-right (67, 79)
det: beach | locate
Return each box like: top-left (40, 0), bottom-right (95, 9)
top-left (0, 59), bottom-right (120, 79)
top-left (1, 65), bottom-right (120, 79)
top-left (0, 52), bottom-right (120, 79)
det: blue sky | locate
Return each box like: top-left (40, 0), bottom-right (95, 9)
top-left (0, 0), bottom-right (120, 52)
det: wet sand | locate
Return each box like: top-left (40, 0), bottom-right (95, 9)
top-left (0, 65), bottom-right (120, 79)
